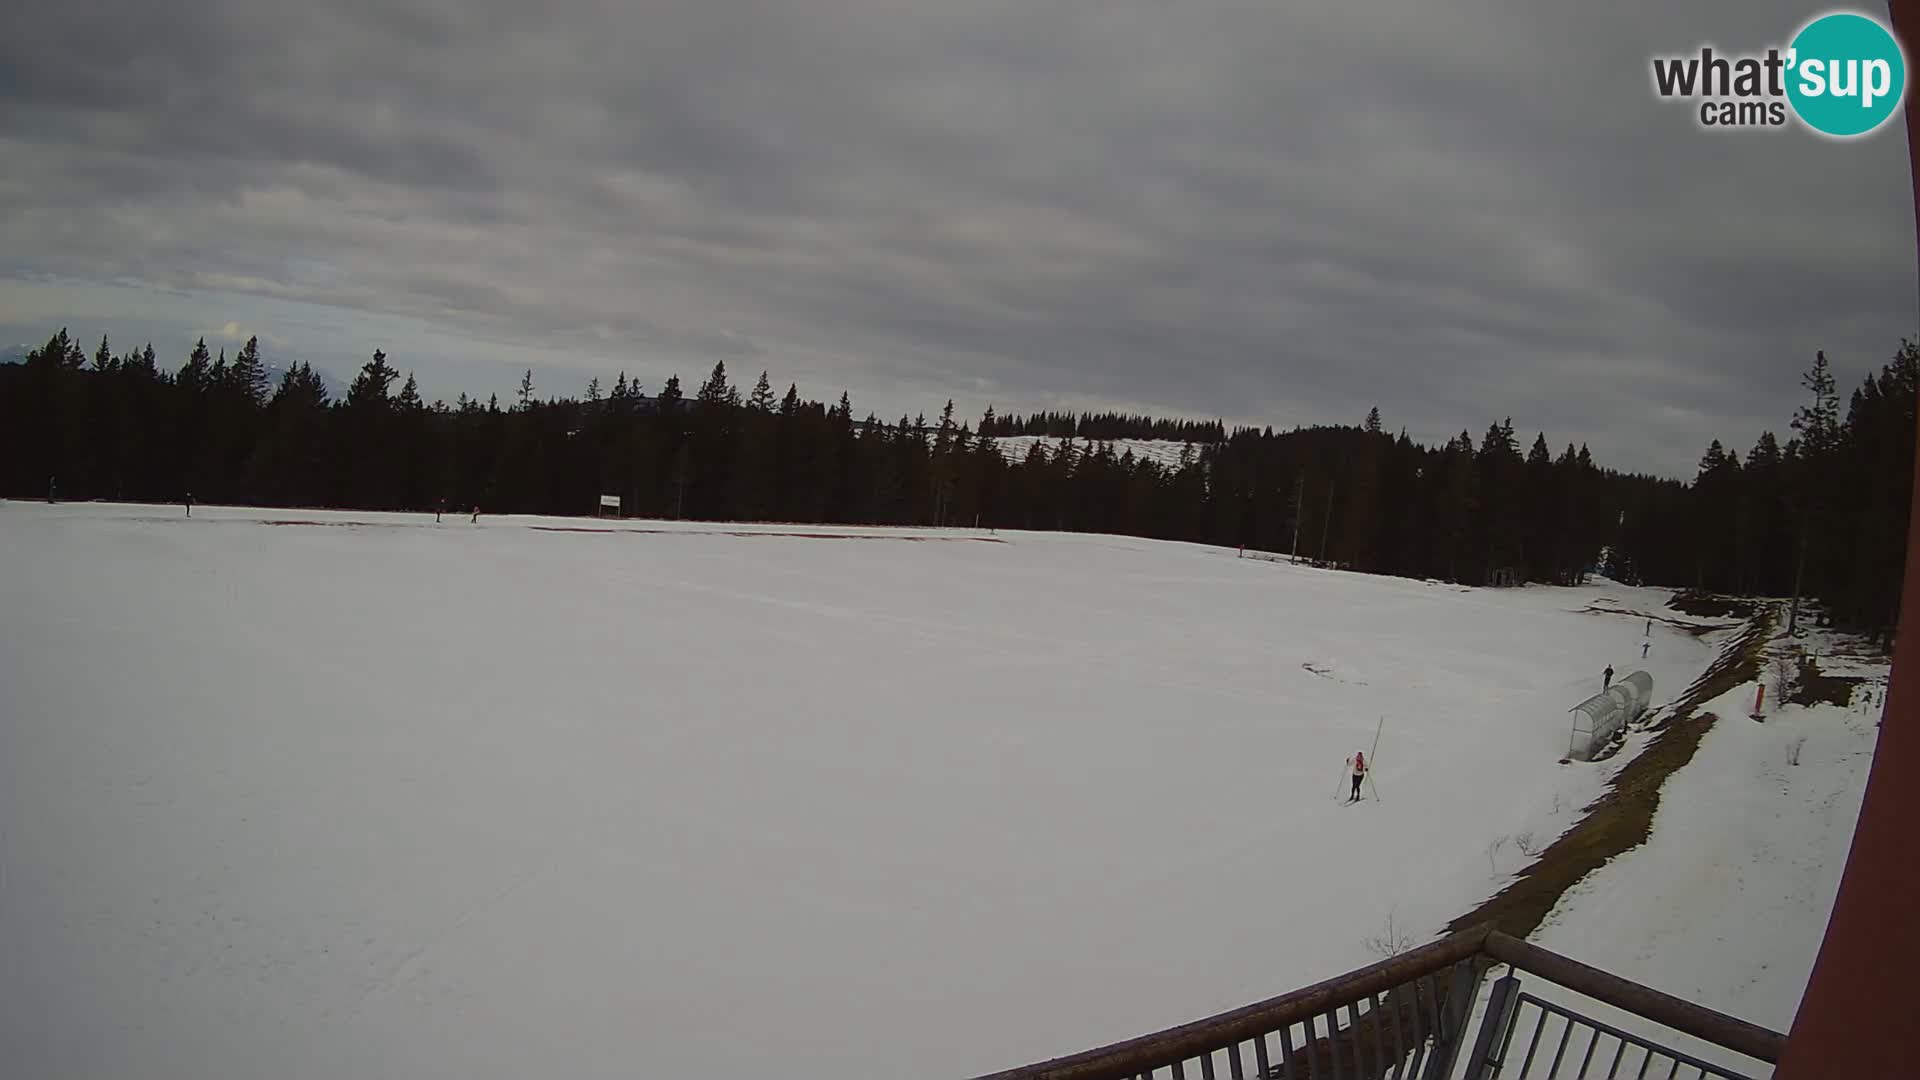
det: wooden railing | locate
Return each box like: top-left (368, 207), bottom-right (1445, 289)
top-left (967, 925), bottom-right (1784, 1080)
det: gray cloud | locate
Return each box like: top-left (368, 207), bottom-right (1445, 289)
top-left (1, 0), bottom-right (1914, 475)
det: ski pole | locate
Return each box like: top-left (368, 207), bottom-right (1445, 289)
top-left (1368, 716), bottom-right (1384, 803)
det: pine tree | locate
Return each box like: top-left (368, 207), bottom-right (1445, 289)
top-left (1792, 350), bottom-right (1841, 457)
top-left (748, 371), bottom-right (775, 412)
top-left (348, 349), bottom-right (399, 410)
top-left (697, 361), bottom-right (731, 408)
top-left (229, 335), bottom-right (268, 407)
top-left (517, 369), bottom-right (536, 410)
top-left (1364, 407), bottom-right (1382, 435)
top-left (1787, 350), bottom-right (1841, 632)
top-left (178, 338), bottom-right (213, 394)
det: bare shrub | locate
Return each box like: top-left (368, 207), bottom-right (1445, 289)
top-left (1515, 830), bottom-right (1539, 857)
top-left (1362, 908), bottom-right (1416, 959)
top-left (1770, 652), bottom-right (1799, 708)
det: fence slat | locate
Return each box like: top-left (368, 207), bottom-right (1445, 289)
top-left (1404, 978), bottom-right (1433, 1079)
top-left (1575, 1026), bottom-right (1603, 1079)
top-left (1546, 1009), bottom-right (1577, 1080)
top-left (1343, 1002), bottom-right (1364, 1079)
top-left (1385, 987), bottom-right (1409, 1079)
top-left (1517, 1004), bottom-right (1551, 1078)
top-left (1368, 993), bottom-right (1390, 1079)
top-left (1418, 972), bottom-right (1448, 1079)
top-left (1604, 1035), bottom-right (1630, 1080)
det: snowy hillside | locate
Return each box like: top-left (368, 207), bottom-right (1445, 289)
top-left (0, 502), bottom-right (1874, 1080)
top-left (1454, 631), bottom-right (1884, 1079)
top-left (989, 435), bottom-right (1198, 468)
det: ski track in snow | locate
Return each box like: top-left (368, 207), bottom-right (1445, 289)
top-left (0, 501), bottom-right (1877, 1080)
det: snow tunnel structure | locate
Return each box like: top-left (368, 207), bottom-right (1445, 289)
top-left (1566, 669), bottom-right (1653, 761)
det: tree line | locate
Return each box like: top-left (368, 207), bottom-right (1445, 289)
top-left (976, 410), bottom-right (1225, 442)
top-left (1, 329), bottom-right (1911, 643)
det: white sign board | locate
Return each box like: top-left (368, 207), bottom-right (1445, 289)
top-left (599, 495), bottom-right (621, 508)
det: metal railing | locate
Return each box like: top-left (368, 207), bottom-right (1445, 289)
top-left (1465, 981), bottom-right (1757, 1080)
top-left (968, 927), bottom-right (1784, 1080)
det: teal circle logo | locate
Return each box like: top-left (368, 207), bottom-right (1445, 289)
top-left (1786, 11), bottom-right (1907, 137)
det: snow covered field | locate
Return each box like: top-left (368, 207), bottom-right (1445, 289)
top-left (0, 502), bottom-right (1867, 1079)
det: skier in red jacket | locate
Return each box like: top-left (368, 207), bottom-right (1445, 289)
top-left (1349, 751), bottom-right (1368, 803)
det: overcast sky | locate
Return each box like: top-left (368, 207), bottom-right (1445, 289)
top-left (2, 0), bottom-right (1915, 477)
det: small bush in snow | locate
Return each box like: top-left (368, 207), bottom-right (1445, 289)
top-left (1515, 830), bottom-right (1539, 857)
top-left (1770, 652), bottom-right (1799, 708)
top-left (1362, 909), bottom-right (1415, 959)
top-left (1488, 835), bottom-right (1509, 875)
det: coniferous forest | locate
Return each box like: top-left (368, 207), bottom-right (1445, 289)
top-left (2, 328), bottom-right (1913, 645)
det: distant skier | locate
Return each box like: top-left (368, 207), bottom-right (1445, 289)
top-left (185, 491), bottom-right (194, 518)
top-left (435, 496), bottom-right (446, 523)
top-left (1348, 751), bottom-right (1368, 803)
top-left (470, 504), bottom-right (480, 524)
top-left (1603, 664), bottom-right (1614, 690)
top-left (1641, 638), bottom-right (1651, 659)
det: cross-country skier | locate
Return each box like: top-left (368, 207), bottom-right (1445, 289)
top-left (1348, 751), bottom-right (1368, 803)
top-left (1603, 664), bottom-right (1614, 690)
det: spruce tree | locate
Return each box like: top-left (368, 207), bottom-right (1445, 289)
top-left (347, 349), bottom-right (399, 410)
top-left (178, 338), bottom-right (213, 394)
top-left (229, 335), bottom-right (268, 407)
top-left (748, 371), bottom-right (775, 412)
